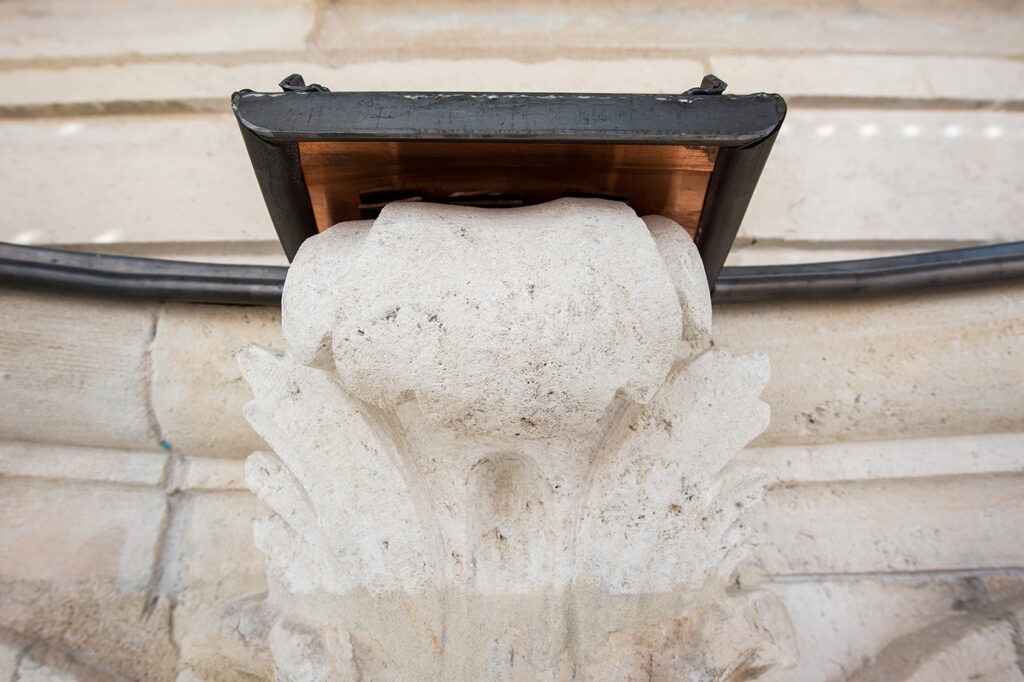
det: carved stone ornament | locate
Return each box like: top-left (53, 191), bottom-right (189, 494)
top-left (241, 198), bottom-right (796, 680)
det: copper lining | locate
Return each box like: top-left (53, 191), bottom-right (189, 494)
top-left (298, 141), bottom-right (718, 236)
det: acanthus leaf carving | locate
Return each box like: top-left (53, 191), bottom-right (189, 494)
top-left (240, 199), bottom-right (797, 679)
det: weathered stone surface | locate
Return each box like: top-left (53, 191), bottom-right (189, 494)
top-left (849, 614), bottom-right (1024, 682)
top-left (182, 457), bottom-right (247, 491)
top-left (242, 347), bottom-right (788, 678)
top-left (0, 578), bottom-right (178, 681)
top-left (0, 289), bottom-right (158, 450)
top-left (0, 114), bottom-right (272, 247)
top-left (740, 109), bottom-right (1024, 245)
top-left (4, 279), bottom-right (1022, 458)
top-left (5, 54), bottom-right (1023, 112)
top-left (152, 304), bottom-right (282, 459)
top-left (643, 214), bottom-right (712, 346)
top-left (0, 441), bottom-right (167, 487)
top-left (0, 0), bottom-right (316, 59)
top-left (739, 432), bottom-right (1024, 484)
top-left (0, 475), bottom-right (175, 679)
top-left (5, 109), bottom-right (1022, 254)
top-left (283, 199), bottom-right (684, 438)
top-left (316, 0), bottom-right (1024, 56)
top-left (0, 479), bottom-right (166, 590)
top-left (757, 578), bottom-right (979, 682)
top-left (12, 659), bottom-right (77, 682)
top-left (0, 639), bottom-right (20, 680)
top-left (173, 492), bottom-right (271, 681)
top-left (0, 59), bottom-right (706, 109)
top-left (714, 283), bottom-right (1024, 445)
top-left (755, 475), bottom-right (1024, 575)
top-left (711, 54), bottom-right (1024, 101)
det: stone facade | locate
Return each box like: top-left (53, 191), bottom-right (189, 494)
top-left (1, 0), bottom-right (1023, 679)
top-left (1, 275), bottom-right (1022, 679)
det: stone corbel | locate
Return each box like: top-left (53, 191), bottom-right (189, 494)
top-left (241, 198), bottom-right (795, 680)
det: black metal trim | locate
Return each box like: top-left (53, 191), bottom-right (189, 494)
top-left (232, 89), bottom-right (786, 145)
top-left (712, 241), bottom-right (1024, 303)
top-left (235, 120), bottom-right (319, 260)
top-left (0, 242), bottom-right (286, 305)
top-left (231, 78), bottom-right (787, 272)
top-left (3, 242), bottom-right (1023, 307)
top-left (695, 128), bottom-right (782, 286)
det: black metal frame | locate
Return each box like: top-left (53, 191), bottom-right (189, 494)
top-left (232, 75), bottom-right (786, 286)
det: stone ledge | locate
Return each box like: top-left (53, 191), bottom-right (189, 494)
top-left (152, 303), bottom-right (281, 459)
top-left (755, 474), bottom-right (1024, 575)
top-left (314, 1), bottom-right (1024, 57)
top-left (19, 427), bottom-right (1010, 501)
top-left (0, 58), bottom-right (706, 108)
top-left (716, 283), bottom-right (1024, 446)
top-left (0, 289), bottom-right (160, 451)
top-left (182, 457), bottom-right (247, 491)
top-left (0, 479), bottom-right (166, 590)
top-left (0, 0), bottom-right (316, 60)
top-left (4, 283), bottom-right (1023, 453)
top-left (0, 441), bottom-right (168, 487)
top-left (740, 432), bottom-right (1024, 484)
top-left (711, 54), bottom-right (1024, 102)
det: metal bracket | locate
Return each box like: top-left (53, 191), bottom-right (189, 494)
top-left (280, 73), bottom-right (330, 93)
top-left (683, 74), bottom-right (728, 96)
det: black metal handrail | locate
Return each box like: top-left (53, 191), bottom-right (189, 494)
top-left (2, 241), bottom-right (1023, 306)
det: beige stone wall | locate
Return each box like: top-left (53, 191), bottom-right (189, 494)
top-left (0, 0), bottom-right (1022, 264)
top-left (1, 1), bottom-right (1023, 679)
top-left (1, 284), bottom-right (1022, 679)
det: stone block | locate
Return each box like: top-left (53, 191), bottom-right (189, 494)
top-left (714, 283), bottom-right (1024, 445)
top-left (711, 55), bottom-right (1024, 102)
top-left (316, 0), bottom-right (1024, 57)
top-left (3, 107), bottom-right (1021, 252)
top-left (0, 0), bottom-right (316, 60)
top-left (0, 442), bottom-right (167, 487)
top-left (0, 479), bottom-right (166, 591)
top-left (754, 474), bottom-right (1024, 575)
top-left (0, 472), bottom-right (178, 675)
top-left (173, 491), bottom-right (271, 680)
top-left (0, 579), bottom-right (178, 680)
top-left (853, 618), bottom-right (1024, 682)
top-left (152, 304), bottom-right (282, 458)
top-left (0, 113), bottom-right (273, 247)
top-left (757, 578), bottom-right (966, 682)
top-left (739, 432), bottom-right (1024, 484)
top-left (0, 58), bottom-right (706, 109)
top-left (0, 289), bottom-right (159, 450)
top-left (740, 109), bottom-right (1024, 245)
top-left (0, 640), bottom-right (19, 681)
top-left (182, 457), bottom-right (247, 491)
top-left (176, 492), bottom-right (266, 601)
top-left (11, 659), bottom-right (77, 682)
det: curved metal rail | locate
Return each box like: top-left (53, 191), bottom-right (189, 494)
top-left (2, 241), bottom-right (1024, 306)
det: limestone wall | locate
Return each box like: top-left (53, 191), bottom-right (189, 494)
top-left (0, 0), bottom-right (1021, 265)
top-left (0, 284), bottom-right (1022, 680)
top-left (1, 1), bottom-right (1023, 679)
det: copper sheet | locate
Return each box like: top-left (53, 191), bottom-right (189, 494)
top-left (298, 141), bottom-right (718, 237)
